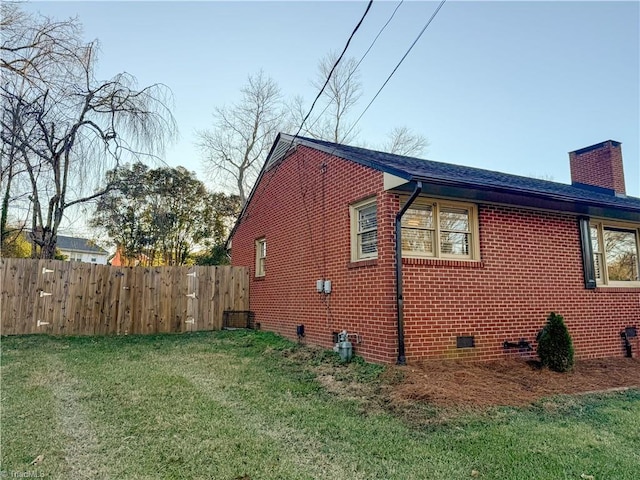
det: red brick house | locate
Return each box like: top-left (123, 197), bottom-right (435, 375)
top-left (229, 134), bottom-right (640, 364)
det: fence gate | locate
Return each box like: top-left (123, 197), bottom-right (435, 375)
top-left (1, 258), bottom-right (249, 336)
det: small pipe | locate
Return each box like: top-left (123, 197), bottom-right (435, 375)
top-left (621, 331), bottom-right (632, 358)
top-left (395, 181), bottom-right (423, 365)
top-left (503, 339), bottom-right (532, 351)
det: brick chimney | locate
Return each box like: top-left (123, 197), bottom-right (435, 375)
top-left (569, 140), bottom-right (626, 195)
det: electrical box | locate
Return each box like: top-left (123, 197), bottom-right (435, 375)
top-left (323, 280), bottom-right (332, 294)
top-left (316, 280), bottom-right (324, 293)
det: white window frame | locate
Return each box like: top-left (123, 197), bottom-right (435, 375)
top-left (350, 197), bottom-right (378, 261)
top-left (590, 220), bottom-right (640, 287)
top-left (255, 237), bottom-right (266, 277)
top-left (401, 197), bottom-right (480, 261)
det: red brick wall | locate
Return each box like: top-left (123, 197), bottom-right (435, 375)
top-left (232, 147), bottom-right (640, 363)
top-left (401, 202), bottom-right (640, 361)
top-left (231, 146), bottom-right (399, 363)
top-left (569, 140), bottom-right (626, 194)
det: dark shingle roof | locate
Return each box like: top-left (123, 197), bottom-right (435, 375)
top-left (272, 134), bottom-right (640, 220)
top-left (56, 235), bottom-right (108, 255)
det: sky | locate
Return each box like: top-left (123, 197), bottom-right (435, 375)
top-left (23, 0), bottom-right (640, 235)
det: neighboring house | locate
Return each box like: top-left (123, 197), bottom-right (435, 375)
top-left (109, 247), bottom-right (127, 266)
top-left (56, 235), bottom-right (109, 264)
top-left (230, 134), bottom-right (640, 364)
top-left (109, 246), bottom-right (149, 267)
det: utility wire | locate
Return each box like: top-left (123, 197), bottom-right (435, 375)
top-left (304, 0), bottom-right (405, 135)
top-left (281, 0), bottom-right (376, 285)
top-left (293, 0), bottom-right (374, 139)
top-left (343, 0), bottom-right (447, 141)
top-left (241, 0), bottom-right (374, 221)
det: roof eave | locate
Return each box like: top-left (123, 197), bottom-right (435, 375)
top-left (400, 176), bottom-right (640, 222)
top-left (227, 133), bottom-right (299, 248)
top-left (59, 248), bottom-right (108, 255)
top-left (227, 133), bottom-right (412, 247)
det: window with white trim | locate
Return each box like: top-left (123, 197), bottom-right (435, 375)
top-left (350, 198), bottom-right (377, 261)
top-left (590, 221), bottom-right (639, 285)
top-left (401, 198), bottom-right (479, 260)
top-left (255, 237), bottom-right (266, 277)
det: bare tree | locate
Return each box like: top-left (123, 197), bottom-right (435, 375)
top-left (383, 126), bottom-right (429, 157)
top-left (1, 86), bottom-right (31, 250)
top-left (1, 2), bottom-right (83, 252)
top-left (293, 52), bottom-right (430, 155)
top-left (196, 53), bottom-right (427, 207)
top-left (1, 5), bottom-right (177, 258)
top-left (197, 71), bottom-right (284, 204)
top-left (292, 51), bottom-right (362, 144)
top-left (1, 2), bottom-right (82, 87)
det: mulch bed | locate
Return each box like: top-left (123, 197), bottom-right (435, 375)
top-left (388, 357), bottom-right (640, 408)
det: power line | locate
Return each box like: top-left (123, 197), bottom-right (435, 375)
top-left (247, 1), bottom-right (375, 282)
top-left (242, 0), bottom-right (375, 221)
top-left (293, 0), bottom-right (374, 139)
top-left (240, 0), bottom-right (446, 288)
top-left (304, 0), bottom-right (405, 135)
top-left (356, 0), bottom-right (405, 73)
top-left (296, 0), bottom-right (445, 277)
top-left (291, 0), bottom-right (399, 326)
top-left (343, 0), bottom-right (447, 141)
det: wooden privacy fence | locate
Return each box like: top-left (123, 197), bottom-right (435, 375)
top-left (1, 258), bottom-right (249, 336)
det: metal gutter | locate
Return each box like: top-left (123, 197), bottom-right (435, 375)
top-left (395, 181), bottom-right (422, 365)
top-left (406, 175), bottom-right (640, 214)
top-left (391, 179), bottom-right (640, 223)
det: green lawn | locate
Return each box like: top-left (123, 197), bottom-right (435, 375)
top-left (1, 331), bottom-right (638, 479)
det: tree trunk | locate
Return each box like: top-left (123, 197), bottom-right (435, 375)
top-left (1, 160), bottom-right (14, 247)
top-left (41, 229), bottom-right (56, 259)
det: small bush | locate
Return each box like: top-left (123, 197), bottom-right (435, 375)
top-left (537, 312), bottom-right (574, 372)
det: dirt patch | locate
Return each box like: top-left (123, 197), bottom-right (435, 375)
top-left (387, 357), bottom-right (640, 408)
top-left (316, 372), bottom-right (372, 402)
top-left (45, 360), bottom-right (110, 478)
